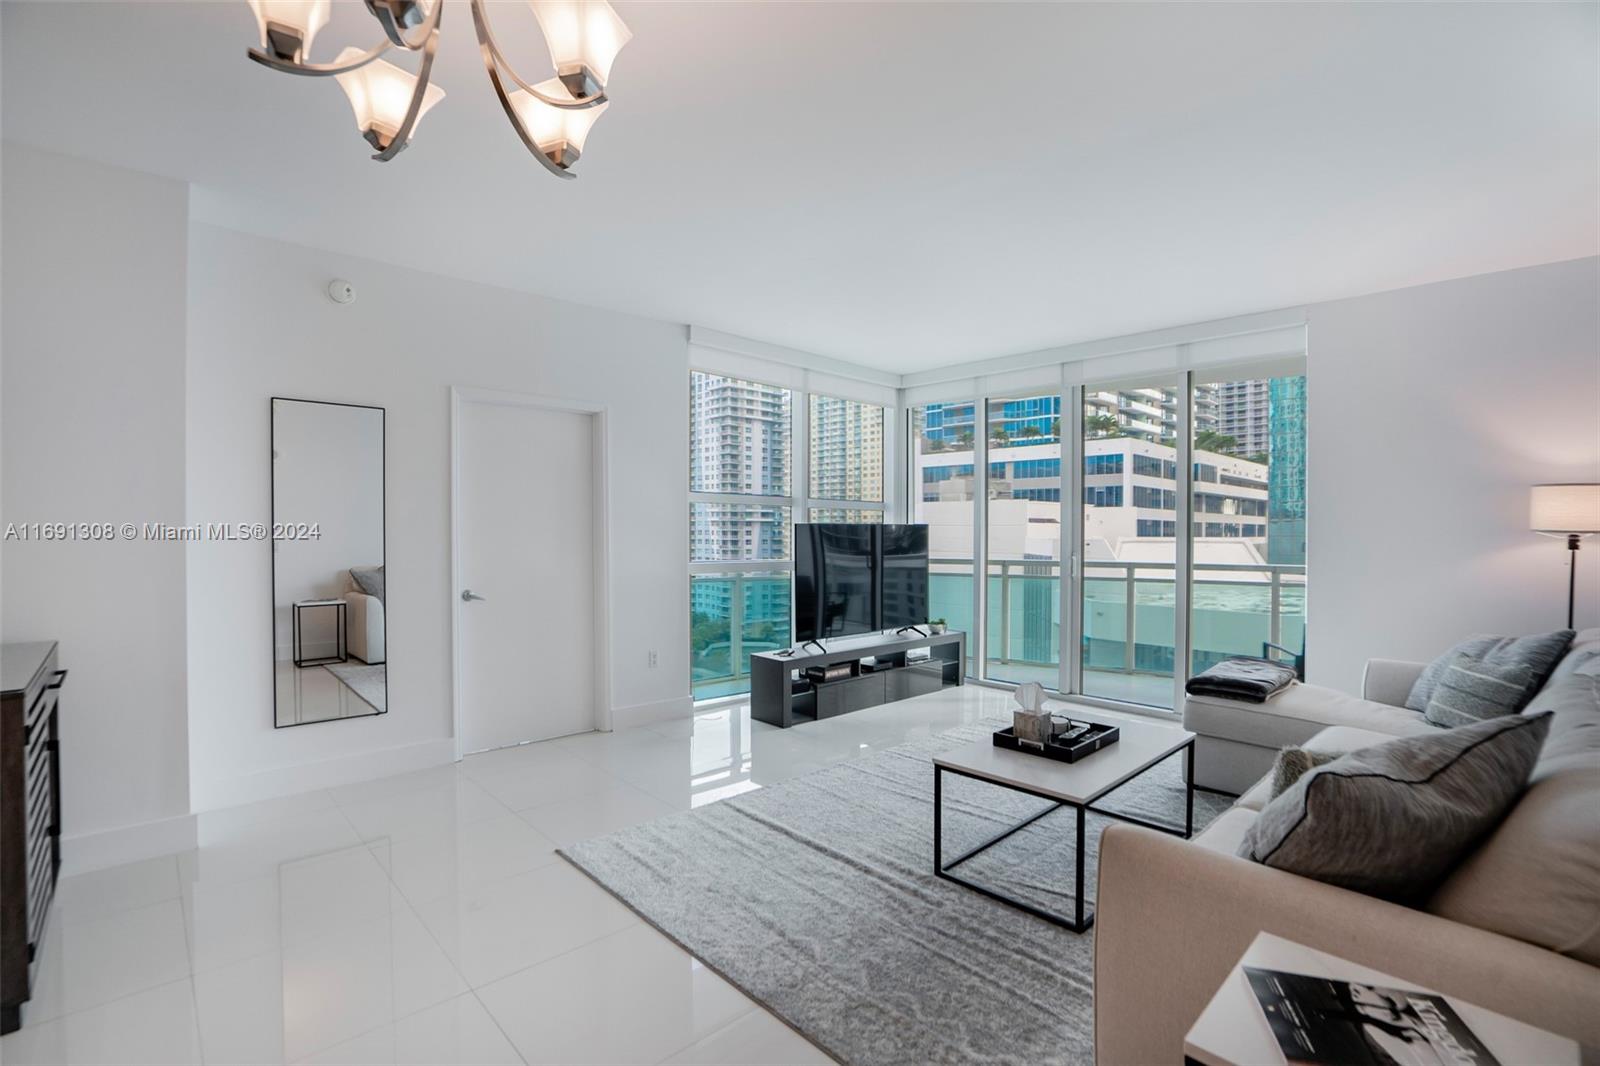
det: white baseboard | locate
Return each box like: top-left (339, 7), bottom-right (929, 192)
top-left (61, 812), bottom-right (198, 877)
top-left (610, 695), bottom-right (695, 731)
top-left (192, 737), bottom-right (456, 812)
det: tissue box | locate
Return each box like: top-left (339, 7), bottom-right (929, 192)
top-left (1013, 708), bottom-right (1053, 747)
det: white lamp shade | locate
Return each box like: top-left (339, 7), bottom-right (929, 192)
top-left (1530, 484), bottom-right (1600, 533)
top-left (509, 80), bottom-right (609, 154)
top-left (333, 49), bottom-right (446, 142)
top-left (529, 0), bottom-right (632, 87)
top-left (247, 0), bottom-right (331, 53)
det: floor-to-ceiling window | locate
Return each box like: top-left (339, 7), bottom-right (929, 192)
top-left (909, 402), bottom-right (977, 675)
top-left (689, 371), bottom-right (794, 700)
top-left (1078, 380), bottom-right (1185, 709)
top-left (898, 335), bottom-right (1305, 711)
top-left (807, 393), bottom-right (886, 524)
top-left (1189, 370), bottom-right (1307, 676)
top-left (689, 372), bottom-right (890, 701)
top-left (984, 394), bottom-right (1062, 683)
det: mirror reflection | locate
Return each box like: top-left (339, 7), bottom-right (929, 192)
top-left (272, 398), bottom-right (387, 727)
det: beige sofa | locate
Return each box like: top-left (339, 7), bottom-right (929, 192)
top-left (1094, 629), bottom-right (1600, 1064)
top-left (341, 572), bottom-right (385, 664)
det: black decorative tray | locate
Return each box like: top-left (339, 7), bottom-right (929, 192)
top-left (993, 721), bottom-right (1120, 763)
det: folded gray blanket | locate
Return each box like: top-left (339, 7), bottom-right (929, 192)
top-left (1185, 657), bottom-right (1297, 703)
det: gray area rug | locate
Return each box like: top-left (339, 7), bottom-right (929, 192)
top-left (560, 722), bottom-right (1231, 1066)
top-left (324, 661), bottom-right (386, 712)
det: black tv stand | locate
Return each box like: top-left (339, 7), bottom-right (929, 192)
top-left (750, 631), bottom-right (965, 728)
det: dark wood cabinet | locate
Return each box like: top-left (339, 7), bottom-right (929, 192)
top-left (1, 641), bottom-right (64, 1035)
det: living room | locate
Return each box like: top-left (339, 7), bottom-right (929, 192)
top-left (1, 2), bottom-right (1596, 1064)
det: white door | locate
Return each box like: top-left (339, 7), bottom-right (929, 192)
top-left (458, 399), bottom-right (597, 752)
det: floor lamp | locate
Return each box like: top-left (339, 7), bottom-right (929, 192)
top-left (1530, 484), bottom-right (1600, 628)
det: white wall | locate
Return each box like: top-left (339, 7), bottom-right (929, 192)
top-left (1305, 257), bottom-right (1600, 693)
top-left (1, 145), bottom-right (193, 857)
top-left (186, 224), bottom-right (691, 810)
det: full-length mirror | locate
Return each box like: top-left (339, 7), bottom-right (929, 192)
top-left (272, 398), bottom-right (387, 727)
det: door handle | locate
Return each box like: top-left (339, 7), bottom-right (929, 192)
top-left (461, 590), bottom-right (487, 602)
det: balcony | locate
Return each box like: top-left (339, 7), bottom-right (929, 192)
top-left (691, 562), bottom-right (1307, 708)
top-left (959, 558), bottom-right (1307, 709)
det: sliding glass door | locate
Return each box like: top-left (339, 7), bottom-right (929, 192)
top-left (984, 394), bottom-right (1062, 684)
top-left (1189, 370), bottom-right (1307, 677)
top-left (1077, 380), bottom-right (1184, 709)
top-left (910, 402), bottom-right (977, 676)
top-left (905, 358), bottom-right (1305, 709)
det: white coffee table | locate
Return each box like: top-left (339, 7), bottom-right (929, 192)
top-left (1184, 932), bottom-right (1581, 1066)
top-left (932, 711), bottom-right (1195, 932)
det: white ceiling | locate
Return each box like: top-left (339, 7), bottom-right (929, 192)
top-left (3, 2), bottom-right (1595, 373)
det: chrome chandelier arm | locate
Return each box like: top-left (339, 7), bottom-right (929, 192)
top-left (468, 0), bottom-right (607, 111)
top-left (365, 0), bottom-right (440, 51)
top-left (246, 39), bottom-right (392, 78)
top-left (371, 0), bottom-right (445, 161)
top-left (471, 0), bottom-right (577, 179)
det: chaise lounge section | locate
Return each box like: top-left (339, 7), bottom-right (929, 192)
top-left (1095, 629), bottom-right (1600, 1063)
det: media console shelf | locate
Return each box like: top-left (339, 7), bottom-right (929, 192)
top-left (751, 631), bottom-right (965, 728)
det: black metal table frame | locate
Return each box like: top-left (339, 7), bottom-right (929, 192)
top-left (292, 600), bottom-right (348, 668)
top-left (933, 739), bottom-right (1195, 933)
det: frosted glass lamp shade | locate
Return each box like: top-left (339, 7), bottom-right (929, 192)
top-left (509, 80), bottom-right (609, 165)
top-left (529, 0), bottom-right (632, 89)
top-left (333, 49), bottom-right (446, 148)
top-left (248, 0), bottom-right (331, 61)
top-left (1530, 484), bottom-right (1600, 533)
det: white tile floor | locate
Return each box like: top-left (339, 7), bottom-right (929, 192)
top-left (1, 685), bottom-right (1088, 1066)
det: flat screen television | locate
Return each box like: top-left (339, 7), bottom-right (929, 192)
top-left (794, 524), bottom-right (930, 643)
top-left (878, 524), bottom-right (930, 632)
top-left (794, 524), bottom-right (877, 641)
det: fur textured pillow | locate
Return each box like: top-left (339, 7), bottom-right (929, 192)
top-left (1268, 747), bottom-right (1342, 799)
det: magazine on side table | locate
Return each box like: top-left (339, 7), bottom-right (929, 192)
top-left (1243, 966), bottom-right (1501, 1066)
top-left (1183, 933), bottom-right (1581, 1066)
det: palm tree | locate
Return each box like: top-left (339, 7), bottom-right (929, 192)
top-left (1085, 413), bottom-right (1120, 438)
top-left (1194, 430), bottom-right (1239, 455)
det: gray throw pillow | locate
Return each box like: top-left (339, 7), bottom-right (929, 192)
top-left (1405, 630), bottom-right (1574, 712)
top-left (1424, 653), bottom-right (1534, 728)
top-left (349, 565), bottom-right (385, 604)
top-left (1268, 747), bottom-right (1342, 799)
top-left (1237, 712), bottom-right (1552, 902)
top-left (1427, 670), bottom-right (1600, 965)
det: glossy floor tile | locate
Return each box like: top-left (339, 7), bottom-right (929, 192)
top-left (3, 686), bottom-right (1058, 1064)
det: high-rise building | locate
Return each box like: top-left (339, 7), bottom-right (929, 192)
top-left (809, 396), bottom-right (884, 502)
top-left (920, 389), bottom-right (1214, 456)
top-left (690, 373), bottom-right (790, 565)
top-left (1083, 385), bottom-right (1217, 443)
top-left (1215, 379), bottom-right (1271, 458)
top-left (1267, 375), bottom-right (1307, 565)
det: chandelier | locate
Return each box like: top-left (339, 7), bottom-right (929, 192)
top-left (245, 0), bottom-right (631, 177)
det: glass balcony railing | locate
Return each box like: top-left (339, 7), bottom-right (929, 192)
top-left (691, 562), bottom-right (1306, 707)
top-left (946, 557), bottom-right (1306, 708)
top-left (690, 573), bottom-right (791, 700)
